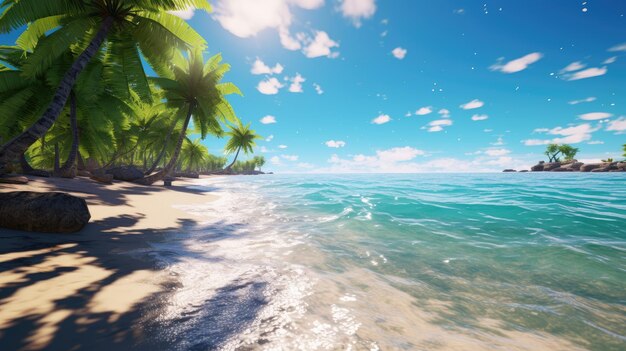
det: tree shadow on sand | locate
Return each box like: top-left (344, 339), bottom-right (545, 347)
top-left (0, 194), bottom-right (269, 350)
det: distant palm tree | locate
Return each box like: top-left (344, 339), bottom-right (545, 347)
top-left (224, 122), bottom-right (261, 171)
top-left (180, 138), bottom-right (208, 172)
top-left (137, 49), bottom-right (241, 185)
top-left (0, 0), bottom-right (211, 173)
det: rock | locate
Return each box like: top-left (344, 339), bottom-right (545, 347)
top-left (0, 175), bottom-right (29, 184)
top-left (531, 162), bottom-right (544, 171)
top-left (552, 167), bottom-right (573, 172)
top-left (581, 163), bottom-right (606, 172)
top-left (77, 170), bottom-right (92, 177)
top-left (25, 169), bottom-right (51, 177)
top-left (502, 169), bottom-right (517, 172)
top-left (85, 158), bottom-right (100, 172)
top-left (90, 173), bottom-right (113, 184)
top-left (0, 191), bottom-right (90, 233)
top-left (591, 162), bottom-right (618, 173)
top-left (543, 162), bottom-right (561, 171)
top-left (519, 170), bottom-right (529, 172)
top-left (106, 165), bottom-right (143, 181)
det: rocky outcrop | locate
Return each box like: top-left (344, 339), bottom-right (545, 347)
top-left (90, 172), bottom-right (113, 184)
top-left (0, 191), bottom-right (90, 233)
top-left (106, 166), bottom-right (143, 181)
top-left (502, 169), bottom-right (516, 172)
top-left (508, 160), bottom-right (626, 173)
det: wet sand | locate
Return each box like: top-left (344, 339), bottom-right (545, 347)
top-left (0, 176), bottom-right (217, 350)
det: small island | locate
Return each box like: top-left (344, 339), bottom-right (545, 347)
top-left (504, 143), bottom-right (626, 172)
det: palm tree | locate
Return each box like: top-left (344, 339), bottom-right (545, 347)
top-left (180, 138), bottom-right (208, 172)
top-left (136, 49), bottom-right (241, 185)
top-left (223, 122), bottom-right (261, 171)
top-left (253, 155), bottom-right (265, 172)
top-left (0, 0), bottom-right (211, 174)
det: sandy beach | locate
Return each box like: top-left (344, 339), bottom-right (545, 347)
top-left (0, 176), bottom-right (218, 350)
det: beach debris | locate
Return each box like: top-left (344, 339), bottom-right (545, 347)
top-left (0, 191), bottom-right (90, 233)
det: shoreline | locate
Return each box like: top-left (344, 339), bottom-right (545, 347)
top-left (0, 176), bottom-right (219, 350)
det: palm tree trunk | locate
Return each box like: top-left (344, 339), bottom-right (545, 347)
top-left (58, 92), bottom-right (79, 178)
top-left (136, 103), bottom-right (195, 185)
top-left (0, 17), bottom-right (114, 175)
top-left (224, 147), bottom-right (241, 171)
top-left (20, 153), bottom-right (50, 177)
top-left (145, 120), bottom-right (178, 175)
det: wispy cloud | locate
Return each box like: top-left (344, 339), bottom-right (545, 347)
top-left (608, 42), bottom-right (626, 52)
top-left (560, 61), bottom-right (586, 73)
top-left (288, 73), bottom-right (306, 93)
top-left (325, 140), bottom-right (346, 148)
top-left (524, 124), bottom-right (599, 145)
top-left (568, 97), bottom-right (596, 105)
top-left (303, 31), bottom-right (340, 58)
top-left (415, 106), bottom-right (432, 115)
top-left (260, 115), bottom-right (277, 124)
top-left (372, 114), bottom-right (391, 124)
top-left (313, 83), bottom-right (324, 94)
top-left (471, 114), bottom-right (488, 121)
top-left (460, 99), bottom-right (484, 110)
top-left (424, 119), bottom-right (452, 132)
top-left (563, 66), bottom-right (607, 81)
top-left (490, 52), bottom-right (543, 73)
top-left (251, 58), bottom-right (284, 75)
top-left (606, 117), bottom-right (626, 134)
top-left (578, 112), bottom-right (612, 121)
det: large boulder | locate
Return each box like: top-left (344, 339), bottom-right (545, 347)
top-left (591, 163), bottom-right (618, 173)
top-left (531, 161), bottom-right (545, 171)
top-left (561, 162), bottom-right (584, 171)
top-left (581, 163), bottom-right (605, 172)
top-left (552, 167), bottom-right (573, 172)
top-left (0, 191), bottom-right (90, 233)
top-left (543, 162), bottom-right (561, 171)
top-left (106, 165), bottom-right (143, 181)
top-left (502, 169), bottom-right (517, 172)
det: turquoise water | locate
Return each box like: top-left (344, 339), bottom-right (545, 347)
top-left (158, 173), bottom-right (626, 350)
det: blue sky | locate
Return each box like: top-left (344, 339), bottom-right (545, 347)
top-left (2, 0), bottom-right (626, 172)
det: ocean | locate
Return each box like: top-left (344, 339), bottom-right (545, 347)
top-left (149, 173), bottom-right (626, 350)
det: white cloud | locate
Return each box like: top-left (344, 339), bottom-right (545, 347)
top-left (524, 123), bottom-right (599, 145)
top-left (288, 73), bottom-right (306, 93)
top-left (321, 149), bottom-right (526, 173)
top-left (560, 61), bottom-right (586, 73)
top-left (260, 115), bottom-right (277, 124)
top-left (279, 28), bottom-right (302, 50)
top-left (339, 0), bottom-right (376, 27)
top-left (578, 112), bottom-right (613, 121)
top-left (257, 77), bottom-right (284, 94)
top-left (415, 106), bottom-right (432, 115)
top-left (278, 144), bottom-right (288, 149)
top-left (603, 56), bottom-right (617, 64)
top-left (490, 52), bottom-right (543, 73)
top-left (438, 109), bottom-right (450, 118)
top-left (471, 114), bottom-right (489, 121)
top-left (391, 47), bottom-right (407, 59)
top-left (297, 162), bottom-right (315, 169)
top-left (169, 8), bottom-right (196, 20)
top-left (606, 117), bottom-right (626, 133)
top-left (281, 154), bottom-right (299, 161)
top-left (608, 42), bottom-right (626, 52)
top-left (270, 156), bottom-right (281, 165)
top-left (265, 134), bottom-right (274, 142)
top-left (425, 119), bottom-right (452, 132)
top-left (485, 148), bottom-right (510, 157)
top-left (303, 31), bottom-right (339, 58)
top-left (313, 83), bottom-right (324, 94)
top-left (325, 140), bottom-right (346, 148)
top-left (587, 140), bottom-right (604, 145)
top-left (460, 99), bottom-right (484, 110)
top-left (568, 97), bottom-right (596, 105)
top-left (564, 66), bottom-right (607, 81)
top-left (372, 114), bottom-right (391, 124)
top-left (251, 58), bottom-right (284, 75)
top-left (491, 137), bottom-right (504, 146)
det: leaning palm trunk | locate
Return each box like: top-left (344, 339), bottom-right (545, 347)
top-left (145, 120), bottom-right (178, 175)
top-left (135, 103), bottom-right (195, 185)
top-left (57, 93), bottom-right (79, 178)
top-left (224, 147), bottom-right (241, 171)
top-left (20, 153), bottom-right (50, 177)
top-left (0, 17), bottom-right (114, 175)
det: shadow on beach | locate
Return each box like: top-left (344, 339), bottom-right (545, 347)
top-left (0, 177), bottom-right (267, 351)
